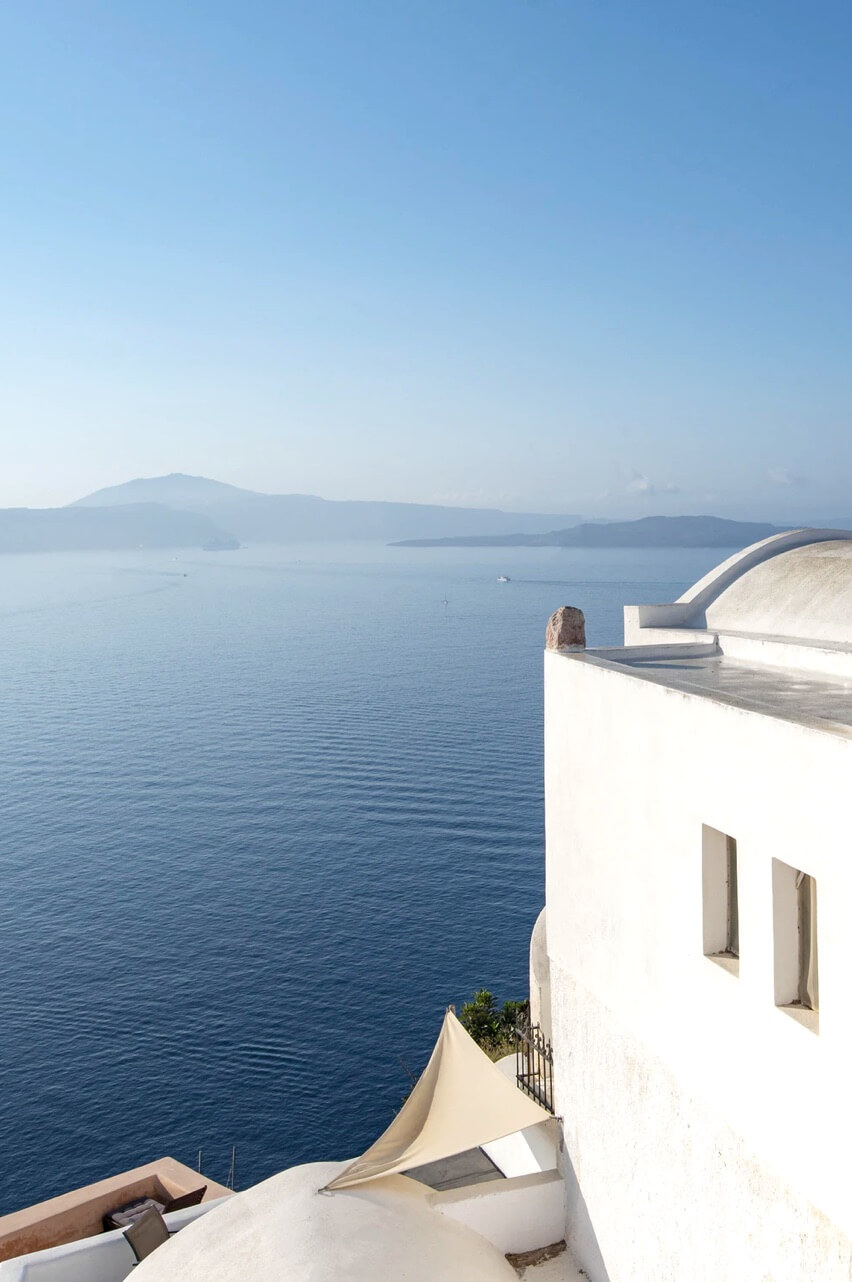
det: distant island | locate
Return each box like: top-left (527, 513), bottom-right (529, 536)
top-left (0, 473), bottom-right (582, 555)
top-left (72, 473), bottom-right (582, 543)
top-left (0, 503), bottom-right (231, 555)
top-left (0, 474), bottom-right (847, 555)
top-left (390, 515), bottom-right (800, 549)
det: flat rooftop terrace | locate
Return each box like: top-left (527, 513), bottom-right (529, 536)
top-left (577, 649), bottom-right (852, 739)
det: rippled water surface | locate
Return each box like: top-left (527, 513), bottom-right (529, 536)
top-left (0, 541), bottom-right (727, 1212)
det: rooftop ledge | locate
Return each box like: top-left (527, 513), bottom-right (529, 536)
top-left (551, 642), bottom-right (852, 739)
top-left (624, 613), bottom-right (852, 677)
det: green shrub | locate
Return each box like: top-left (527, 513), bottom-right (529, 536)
top-left (458, 989), bottom-right (529, 1061)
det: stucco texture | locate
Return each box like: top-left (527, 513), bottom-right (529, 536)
top-left (543, 648), bottom-right (852, 1281)
top-left (701, 540), bottom-right (852, 645)
top-left (133, 1162), bottom-right (518, 1282)
top-left (552, 967), bottom-right (852, 1282)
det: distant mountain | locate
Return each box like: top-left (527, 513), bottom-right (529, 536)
top-left (74, 473), bottom-right (253, 509)
top-left (0, 504), bottom-right (232, 554)
top-left (72, 473), bottom-right (582, 542)
top-left (392, 515), bottom-right (794, 549)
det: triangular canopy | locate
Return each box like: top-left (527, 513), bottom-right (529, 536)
top-left (324, 1010), bottom-right (550, 1191)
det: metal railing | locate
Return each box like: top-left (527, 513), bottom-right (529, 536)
top-left (514, 1020), bottom-right (554, 1113)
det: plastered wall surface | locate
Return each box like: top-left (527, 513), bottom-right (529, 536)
top-left (543, 650), bottom-right (852, 1281)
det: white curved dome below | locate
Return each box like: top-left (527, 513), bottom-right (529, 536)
top-left (133, 1161), bottom-right (518, 1282)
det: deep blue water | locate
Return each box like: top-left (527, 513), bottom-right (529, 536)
top-left (0, 542), bottom-right (727, 1213)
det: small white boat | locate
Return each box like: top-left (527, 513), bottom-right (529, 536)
top-left (497, 575), bottom-right (510, 583)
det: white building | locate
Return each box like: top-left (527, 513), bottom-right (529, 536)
top-left (534, 529), bottom-right (852, 1281)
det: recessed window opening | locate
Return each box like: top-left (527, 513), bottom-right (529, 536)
top-left (773, 859), bottom-right (819, 1032)
top-left (796, 871), bottom-right (818, 1010)
top-left (726, 838), bottom-right (739, 958)
top-left (702, 826), bottom-right (739, 974)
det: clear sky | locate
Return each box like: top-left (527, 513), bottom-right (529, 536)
top-left (1, 0), bottom-right (850, 519)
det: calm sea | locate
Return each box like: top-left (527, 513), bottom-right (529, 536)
top-left (0, 541), bottom-right (727, 1213)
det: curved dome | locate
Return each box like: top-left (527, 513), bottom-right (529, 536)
top-left (695, 539), bottom-right (852, 645)
top-left (134, 1161), bottom-right (517, 1282)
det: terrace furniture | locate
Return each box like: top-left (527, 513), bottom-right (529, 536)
top-left (161, 1185), bottom-right (207, 1213)
top-left (123, 1206), bottom-right (170, 1263)
top-left (104, 1183), bottom-right (207, 1232)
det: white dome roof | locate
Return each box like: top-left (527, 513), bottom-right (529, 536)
top-left (134, 1161), bottom-right (517, 1282)
top-left (701, 540), bottom-right (852, 644)
top-left (666, 532), bottom-right (852, 646)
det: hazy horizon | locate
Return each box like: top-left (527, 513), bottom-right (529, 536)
top-left (1, 2), bottom-right (850, 521)
top-left (3, 468), bottom-right (851, 527)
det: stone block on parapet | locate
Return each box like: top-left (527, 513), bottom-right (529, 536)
top-left (545, 607), bottom-right (585, 651)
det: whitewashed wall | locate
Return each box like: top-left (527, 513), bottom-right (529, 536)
top-left (528, 908), bottom-right (552, 1044)
top-left (543, 649), bottom-right (852, 1282)
top-left (434, 1170), bottom-right (564, 1255)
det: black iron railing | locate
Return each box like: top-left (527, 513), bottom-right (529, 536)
top-left (514, 1021), bottom-right (554, 1113)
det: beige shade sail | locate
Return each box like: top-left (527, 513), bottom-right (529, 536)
top-left (323, 1010), bottom-right (551, 1191)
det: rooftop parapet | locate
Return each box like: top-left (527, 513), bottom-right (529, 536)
top-left (0, 1158), bottom-right (231, 1263)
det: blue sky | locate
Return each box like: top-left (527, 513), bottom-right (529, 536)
top-left (1, 0), bottom-right (850, 518)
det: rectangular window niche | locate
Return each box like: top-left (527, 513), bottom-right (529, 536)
top-left (702, 826), bottom-right (739, 975)
top-left (772, 858), bottom-right (819, 1033)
